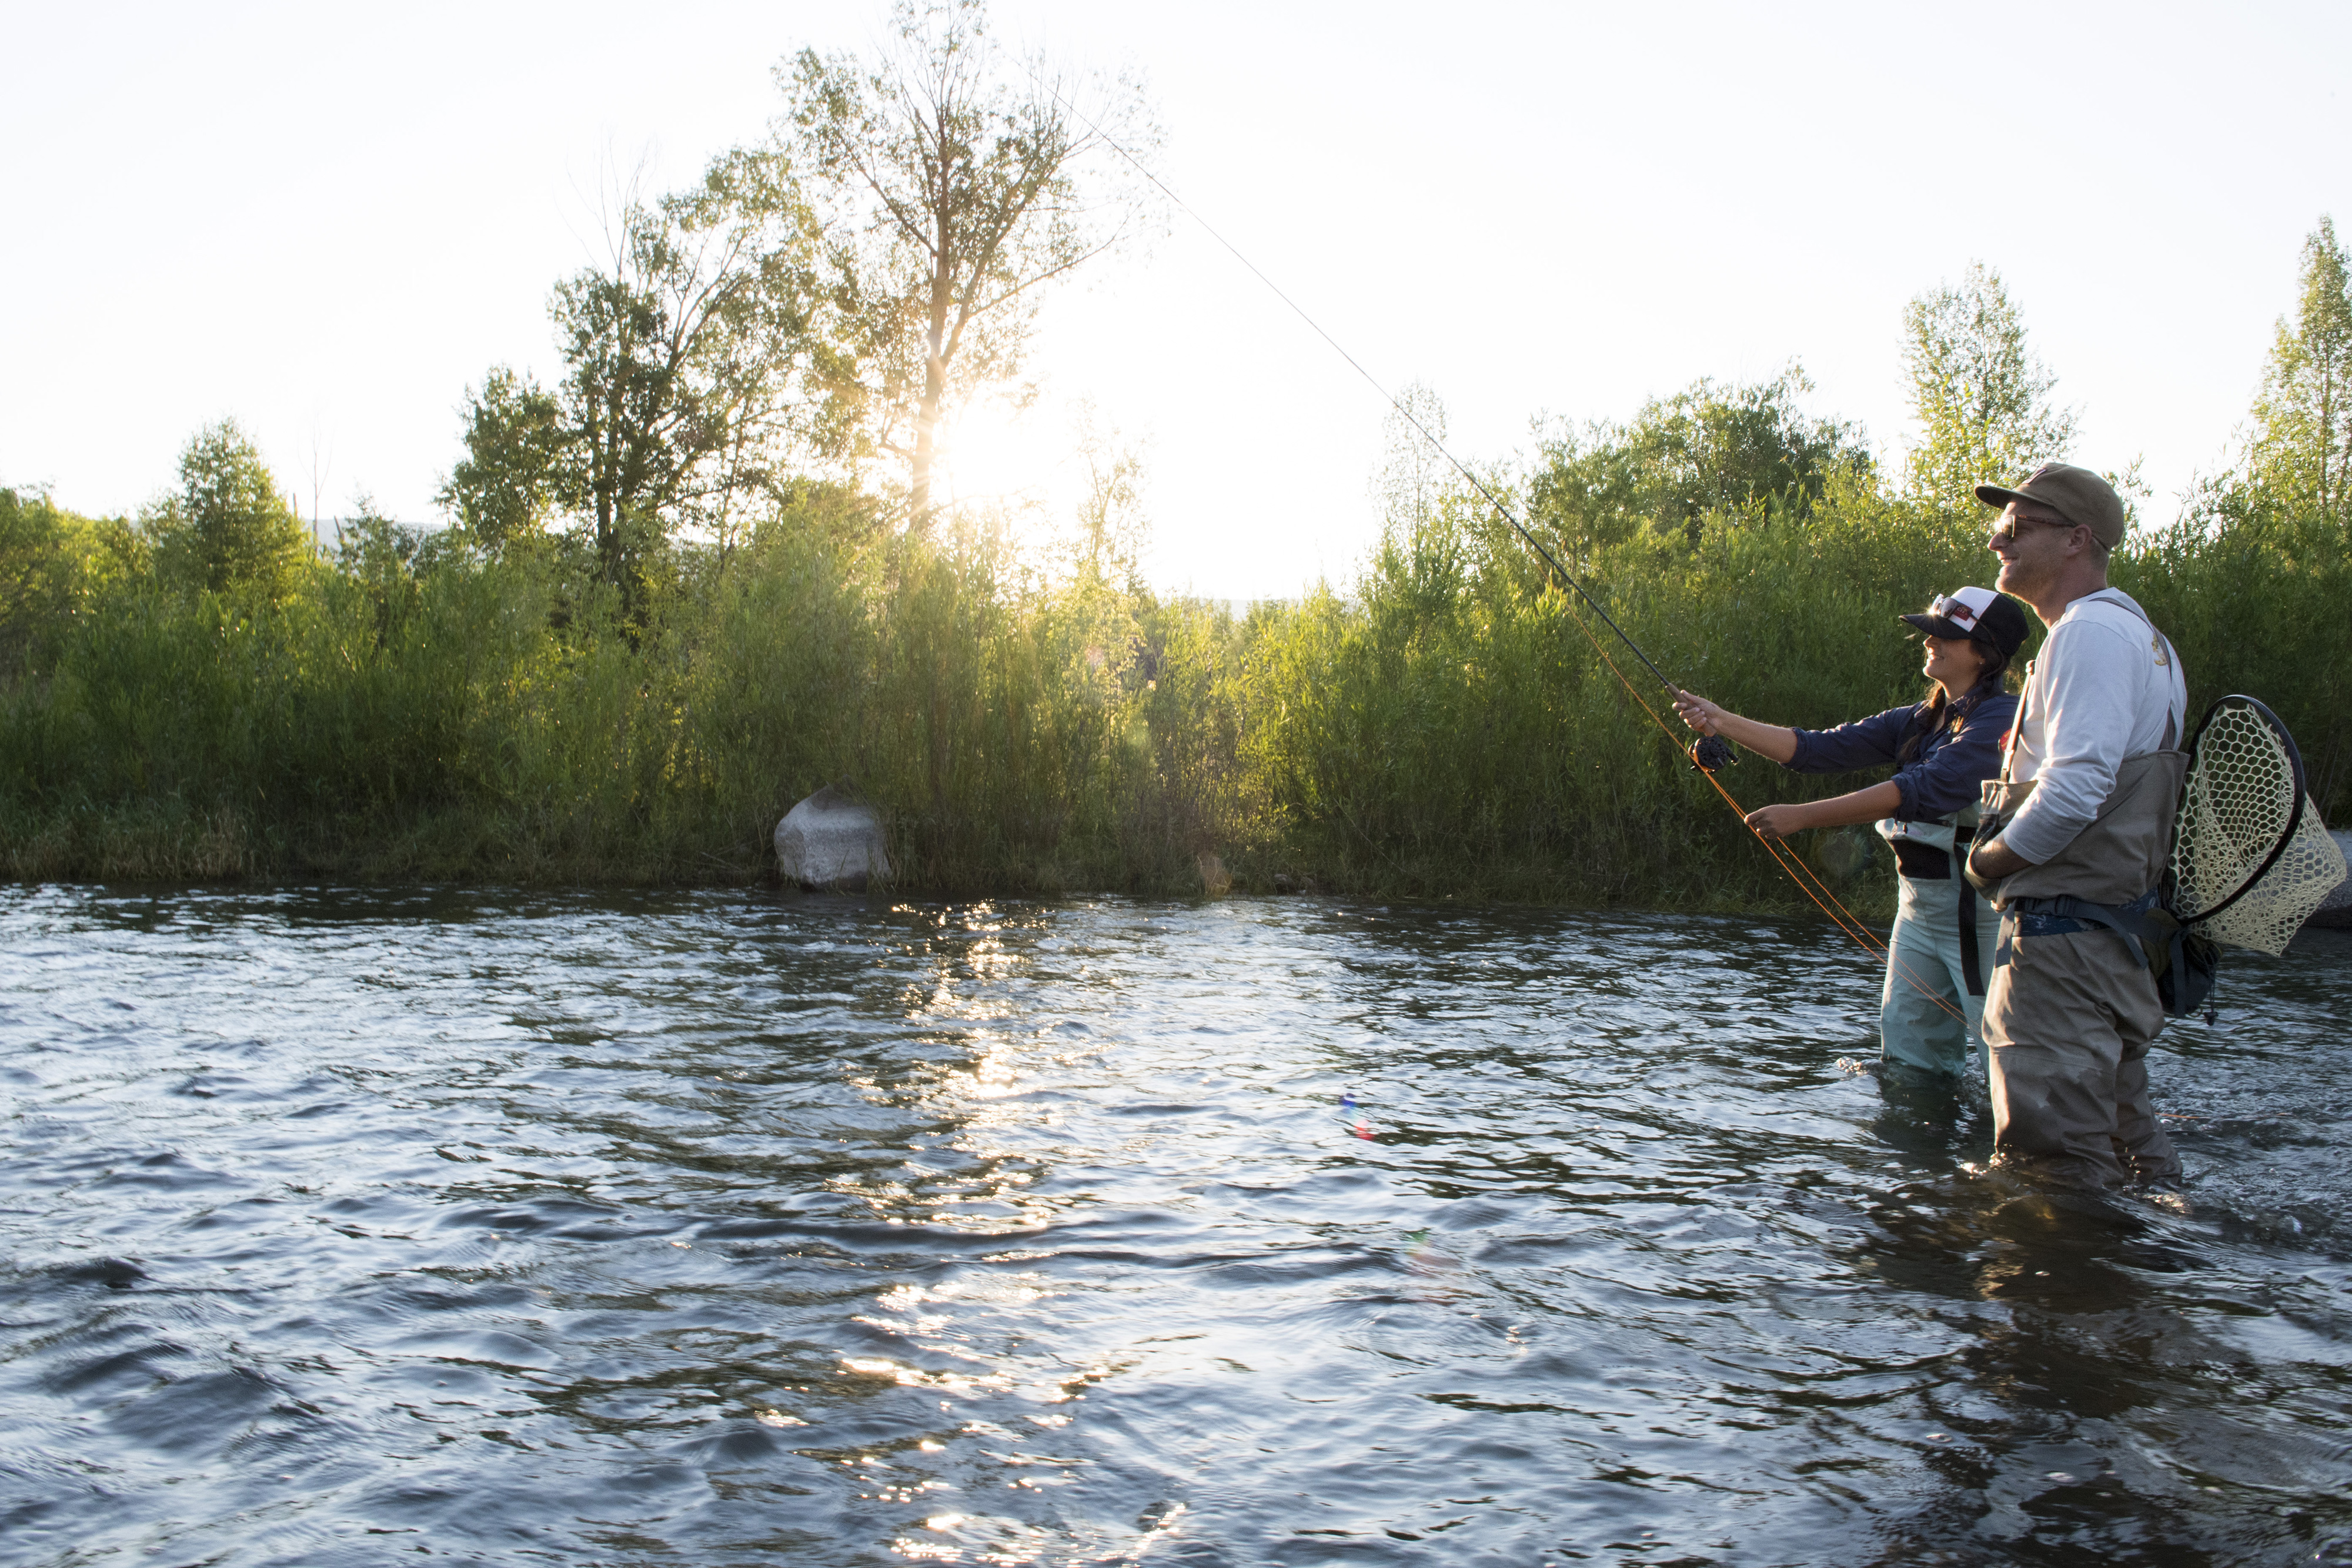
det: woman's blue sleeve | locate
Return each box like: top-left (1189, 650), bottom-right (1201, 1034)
top-left (1887, 692), bottom-right (2019, 821)
top-left (1785, 706), bottom-right (1919, 775)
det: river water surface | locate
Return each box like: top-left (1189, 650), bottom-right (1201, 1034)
top-left (3, 886), bottom-right (2350, 1567)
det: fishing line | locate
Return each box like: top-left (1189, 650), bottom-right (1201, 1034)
top-left (1057, 84), bottom-right (1703, 727)
top-left (1553, 588), bottom-right (1967, 1021)
top-left (1050, 83), bottom-right (1966, 1021)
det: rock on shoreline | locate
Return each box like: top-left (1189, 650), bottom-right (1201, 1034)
top-left (774, 787), bottom-right (890, 892)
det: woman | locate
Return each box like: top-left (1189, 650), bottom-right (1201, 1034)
top-left (1673, 586), bottom-right (2027, 1084)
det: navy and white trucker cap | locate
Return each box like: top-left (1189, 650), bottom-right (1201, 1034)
top-left (1898, 587), bottom-right (2029, 657)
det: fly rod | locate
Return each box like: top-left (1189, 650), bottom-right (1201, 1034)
top-left (1053, 91), bottom-right (1730, 770)
top-left (1040, 79), bottom-right (1979, 1017)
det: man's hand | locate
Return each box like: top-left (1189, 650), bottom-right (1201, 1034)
top-left (1745, 803), bottom-right (1810, 841)
top-left (1969, 835), bottom-right (2033, 881)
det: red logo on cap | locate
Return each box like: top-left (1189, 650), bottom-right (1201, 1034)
top-left (1948, 603), bottom-right (1977, 625)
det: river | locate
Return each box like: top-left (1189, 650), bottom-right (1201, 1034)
top-left (2, 886), bottom-right (2348, 1566)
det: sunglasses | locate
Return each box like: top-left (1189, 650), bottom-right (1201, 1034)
top-left (1925, 593), bottom-right (1982, 627)
top-left (1987, 514), bottom-right (2078, 547)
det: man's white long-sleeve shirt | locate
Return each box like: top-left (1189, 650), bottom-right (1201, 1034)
top-left (2002, 587), bottom-right (2189, 867)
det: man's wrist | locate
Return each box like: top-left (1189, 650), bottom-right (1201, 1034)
top-left (1969, 836), bottom-right (2034, 880)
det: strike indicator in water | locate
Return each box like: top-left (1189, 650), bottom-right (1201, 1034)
top-left (1338, 1092), bottom-right (1374, 1140)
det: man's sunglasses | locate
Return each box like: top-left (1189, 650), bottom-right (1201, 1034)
top-left (1987, 514), bottom-right (2078, 547)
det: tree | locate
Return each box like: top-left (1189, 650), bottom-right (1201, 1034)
top-left (445, 160), bottom-right (818, 611)
top-left (1528, 366), bottom-right (1872, 551)
top-left (1375, 382), bottom-right (1454, 538)
top-left (2247, 216), bottom-right (2352, 530)
top-left (779, 0), bottom-right (1158, 533)
top-left (1902, 262), bottom-right (2079, 505)
top-left (1, 488), bottom-right (145, 674)
top-left (1065, 411), bottom-right (1148, 587)
top-left (551, 176), bottom-right (817, 609)
top-left (439, 367), bottom-right (567, 552)
top-left (146, 420), bottom-right (313, 597)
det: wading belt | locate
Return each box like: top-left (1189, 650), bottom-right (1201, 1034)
top-left (1993, 888), bottom-right (2162, 969)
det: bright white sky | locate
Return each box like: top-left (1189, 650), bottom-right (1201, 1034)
top-left (6, 1), bottom-right (2346, 601)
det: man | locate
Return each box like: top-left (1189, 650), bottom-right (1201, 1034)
top-left (1965, 462), bottom-right (2189, 1189)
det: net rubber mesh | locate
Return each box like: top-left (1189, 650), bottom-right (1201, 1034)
top-left (2171, 697), bottom-right (2350, 955)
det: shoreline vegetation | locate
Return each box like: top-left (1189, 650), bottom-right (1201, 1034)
top-left (5, 5), bottom-right (2347, 914)
top-left (6, 308), bottom-right (2346, 911)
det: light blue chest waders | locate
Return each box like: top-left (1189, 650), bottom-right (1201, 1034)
top-left (1874, 811), bottom-right (1997, 1088)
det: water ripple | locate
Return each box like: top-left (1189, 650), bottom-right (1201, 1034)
top-left (2, 886), bottom-right (2348, 1566)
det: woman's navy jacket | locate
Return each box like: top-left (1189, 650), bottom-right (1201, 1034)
top-left (1783, 681), bottom-right (2019, 823)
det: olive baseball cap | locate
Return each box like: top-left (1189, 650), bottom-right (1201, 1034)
top-left (1974, 462), bottom-right (2126, 548)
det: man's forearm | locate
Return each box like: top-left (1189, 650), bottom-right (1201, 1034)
top-left (1969, 835), bottom-right (2034, 881)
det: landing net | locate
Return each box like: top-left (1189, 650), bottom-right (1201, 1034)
top-left (2172, 695), bottom-right (2350, 954)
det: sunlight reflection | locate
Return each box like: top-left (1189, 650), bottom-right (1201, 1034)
top-left (840, 1356), bottom-right (1013, 1397)
top-left (935, 402), bottom-right (1091, 540)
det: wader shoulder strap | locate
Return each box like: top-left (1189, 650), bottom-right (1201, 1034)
top-left (1958, 878), bottom-right (1984, 997)
top-left (2081, 591), bottom-right (2183, 750)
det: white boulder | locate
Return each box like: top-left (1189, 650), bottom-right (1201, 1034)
top-left (774, 786), bottom-right (890, 891)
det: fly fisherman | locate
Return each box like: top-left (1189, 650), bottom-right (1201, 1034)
top-left (1964, 463), bottom-right (2190, 1189)
top-left (1672, 588), bottom-right (2026, 1085)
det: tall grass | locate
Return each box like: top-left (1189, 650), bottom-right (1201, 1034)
top-left (2119, 507), bottom-right (2352, 819)
top-left (2, 479), bottom-right (2343, 907)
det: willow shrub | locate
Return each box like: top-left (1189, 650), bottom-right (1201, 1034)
top-left (2119, 509), bottom-right (2352, 824)
top-left (0, 505), bottom-right (1238, 890)
top-left (838, 518), bottom-right (1245, 893)
top-left (1224, 476), bottom-right (2000, 908)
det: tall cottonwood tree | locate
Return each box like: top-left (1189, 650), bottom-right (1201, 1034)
top-left (554, 173), bottom-right (817, 608)
top-left (447, 162), bottom-right (819, 607)
top-left (778, 0), bottom-right (1158, 533)
top-left (1902, 263), bottom-right (2079, 506)
top-left (2247, 216), bottom-right (2352, 530)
